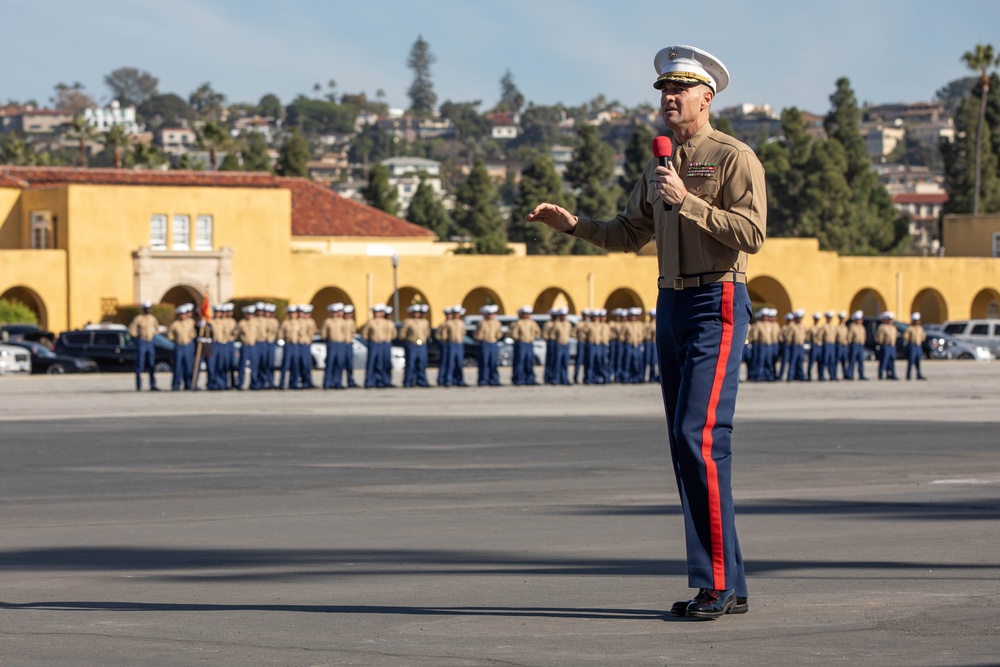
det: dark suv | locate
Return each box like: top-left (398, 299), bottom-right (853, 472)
top-left (55, 328), bottom-right (175, 372)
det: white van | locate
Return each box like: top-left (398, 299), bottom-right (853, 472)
top-left (941, 319), bottom-right (1000, 355)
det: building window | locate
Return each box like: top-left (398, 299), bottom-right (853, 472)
top-left (195, 215), bottom-right (213, 251)
top-left (150, 214), bottom-right (167, 250)
top-left (30, 211), bottom-right (53, 249)
top-left (172, 214), bottom-right (190, 251)
top-left (993, 232), bottom-right (1000, 258)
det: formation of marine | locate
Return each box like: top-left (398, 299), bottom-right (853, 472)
top-left (744, 308), bottom-right (927, 383)
top-left (129, 300), bottom-right (661, 391)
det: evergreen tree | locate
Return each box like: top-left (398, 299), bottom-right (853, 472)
top-left (617, 124), bottom-right (654, 210)
top-left (242, 132), bottom-right (274, 173)
top-left (276, 127), bottom-right (310, 178)
top-left (942, 72), bottom-right (1000, 214)
top-left (407, 35), bottom-right (437, 117)
top-left (452, 159), bottom-right (510, 254)
top-left (406, 177), bottom-right (450, 238)
top-left (566, 124), bottom-right (619, 215)
top-left (362, 163), bottom-right (400, 216)
top-left (498, 70), bottom-right (525, 117)
top-left (822, 78), bottom-right (907, 254)
top-left (509, 155), bottom-right (577, 255)
top-left (258, 93), bottom-right (283, 119)
top-left (103, 67), bottom-right (159, 107)
top-left (757, 107), bottom-right (814, 237)
top-left (218, 151), bottom-right (242, 171)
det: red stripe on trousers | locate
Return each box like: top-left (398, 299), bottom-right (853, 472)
top-left (700, 281), bottom-right (734, 590)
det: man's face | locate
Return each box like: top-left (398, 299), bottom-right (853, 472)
top-left (659, 83), bottom-right (711, 129)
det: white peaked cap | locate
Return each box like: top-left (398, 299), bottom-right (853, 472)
top-left (653, 45), bottom-right (730, 94)
top-left (911, 312), bottom-right (921, 321)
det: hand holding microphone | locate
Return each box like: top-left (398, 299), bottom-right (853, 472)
top-left (650, 136), bottom-right (687, 210)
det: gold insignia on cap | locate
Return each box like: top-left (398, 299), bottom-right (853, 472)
top-left (668, 50), bottom-right (679, 60)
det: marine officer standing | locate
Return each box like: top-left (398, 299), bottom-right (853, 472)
top-left (875, 311), bottom-right (899, 380)
top-left (474, 304), bottom-right (503, 386)
top-left (903, 312), bottom-right (927, 380)
top-left (509, 306), bottom-right (540, 385)
top-left (128, 301), bottom-right (160, 391)
top-left (846, 310), bottom-right (868, 380)
top-left (168, 303), bottom-right (197, 391)
top-left (527, 44), bottom-right (764, 619)
top-left (400, 303), bottom-right (431, 387)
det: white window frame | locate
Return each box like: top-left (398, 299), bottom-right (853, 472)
top-left (30, 211), bottom-right (53, 249)
top-left (172, 214), bottom-right (190, 251)
top-left (194, 215), bottom-right (213, 251)
top-left (150, 214), bottom-right (167, 250)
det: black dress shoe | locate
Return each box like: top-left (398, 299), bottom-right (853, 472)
top-left (683, 589), bottom-right (737, 620)
top-left (670, 593), bottom-right (748, 617)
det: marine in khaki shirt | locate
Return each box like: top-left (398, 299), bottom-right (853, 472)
top-left (128, 310), bottom-right (159, 341)
top-left (167, 313), bottom-right (197, 346)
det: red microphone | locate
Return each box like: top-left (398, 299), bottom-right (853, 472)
top-left (652, 136), bottom-right (673, 211)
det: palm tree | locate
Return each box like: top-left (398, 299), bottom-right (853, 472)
top-left (70, 116), bottom-right (95, 167)
top-left (961, 43), bottom-right (1000, 214)
top-left (198, 120), bottom-right (228, 170)
top-left (102, 125), bottom-right (129, 169)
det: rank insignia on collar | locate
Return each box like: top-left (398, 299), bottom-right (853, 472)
top-left (686, 162), bottom-right (717, 177)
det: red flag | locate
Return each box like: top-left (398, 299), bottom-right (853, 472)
top-left (200, 290), bottom-right (212, 320)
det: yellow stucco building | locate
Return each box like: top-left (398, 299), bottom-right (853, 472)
top-left (1, 166), bottom-right (998, 333)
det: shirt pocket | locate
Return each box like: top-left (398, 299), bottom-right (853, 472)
top-left (687, 177), bottom-right (720, 203)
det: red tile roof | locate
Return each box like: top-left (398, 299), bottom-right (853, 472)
top-left (4, 166), bottom-right (280, 189)
top-left (0, 166), bottom-right (435, 238)
top-left (892, 192), bottom-right (949, 205)
top-left (278, 177), bottom-right (434, 238)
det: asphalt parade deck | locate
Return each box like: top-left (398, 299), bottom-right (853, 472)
top-left (1, 362), bottom-right (998, 666)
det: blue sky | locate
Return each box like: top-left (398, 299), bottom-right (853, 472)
top-left (4, 0), bottom-right (999, 115)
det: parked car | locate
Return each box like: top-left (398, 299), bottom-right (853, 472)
top-left (940, 319), bottom-right (1000, 356)
top-left (1, 323), bottom-right (41, 341)
top-left (6, 340), bottom-right (100, 374)
top-left (54, 329), bottom-right (174, 372)
top-left (922, 330), bottom-right (993, 361)
top-left (308, 335), bottom-right (406, 371)
top-left (0, 343), bottom-right (32, 374)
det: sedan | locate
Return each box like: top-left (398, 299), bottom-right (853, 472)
top-left (922, 331), bottom-right (993, 361)
top-left (6, 340), bottom-right (100, 374)
top-left (0, 343), bottom-right (32, 374)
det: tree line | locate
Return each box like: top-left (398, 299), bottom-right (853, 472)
top-left (1, 38), bottom-right (998, 257)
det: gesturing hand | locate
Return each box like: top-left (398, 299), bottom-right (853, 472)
top-left (526, 203), bottom-right (577, 233)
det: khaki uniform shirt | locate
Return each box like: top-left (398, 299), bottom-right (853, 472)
top-left (548, 320), bottom-right (572, 345)
top-left (167, 318), bottom-right (197, 345)
top-left (836, 323), bottom-right (849, 345)
top-left (622, 321), bottom-right (644, 346)
top-left (262, 317), bottom-right (279, 343)
top-left (644, 321), bottom-right (656, 343)
top-left (297, 316), bottom-right (317, 345)
top-left (279, 317), bottom-right (299, 343)
top-left (400, 317), bottom-right (432, 345)
top-left (847, 322), bottom-right (866, 345)
top-left (509, 319), bottom-right (540, 342)
top-left (235, 318), bottom-right (258, 346)
top-left (875, 323), bottom-right (898, 347)
top-left (128, 313), bottom-right (159, 341)
top-left (788, 322), bottom-right (806, 346)
top-left (473, 319), bottom-right (503, 343)
top-left (361, 317), bottom-right (396, 344)
top-left (572, 123), bottom-right (766, 288)
top-left (572, 321), bottom-right (591, 344)
top-left (810, 324), bottom-right (827, 345)
top-left (903, 324), bottom-right (926, 346)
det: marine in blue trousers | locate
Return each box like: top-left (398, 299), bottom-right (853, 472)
top-left (527, 43), bottom-right (765, 620)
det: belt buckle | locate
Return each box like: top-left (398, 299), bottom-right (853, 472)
top-left (673, 277), bottom-right (684, 291)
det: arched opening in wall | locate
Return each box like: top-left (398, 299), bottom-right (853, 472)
top-left (311, 286), bottom-right (354, 322)
top-left (160, 284), bottom-right (202, 310)
top-left (603, 288), bottom-right (644, 313)
top-left (461, 287), bottom-right (505, 317)
top-left (384, 286), bottom-right (431, 322)
top-left (971, 288), bottom-right (1000, 319)
top-left (746, 275), bottom-right (792, 316)
top-left (1, 285), bottom-right (47, 329)
top-left (534, 287), bottom-right (575, 315)
top-left (849, 288), bottom-right (886, 317)
top-left (910, 288), bottom-right (948, 323)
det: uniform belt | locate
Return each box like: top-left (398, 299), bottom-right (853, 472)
top-left (660, 270), bottom-right (747, 291)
